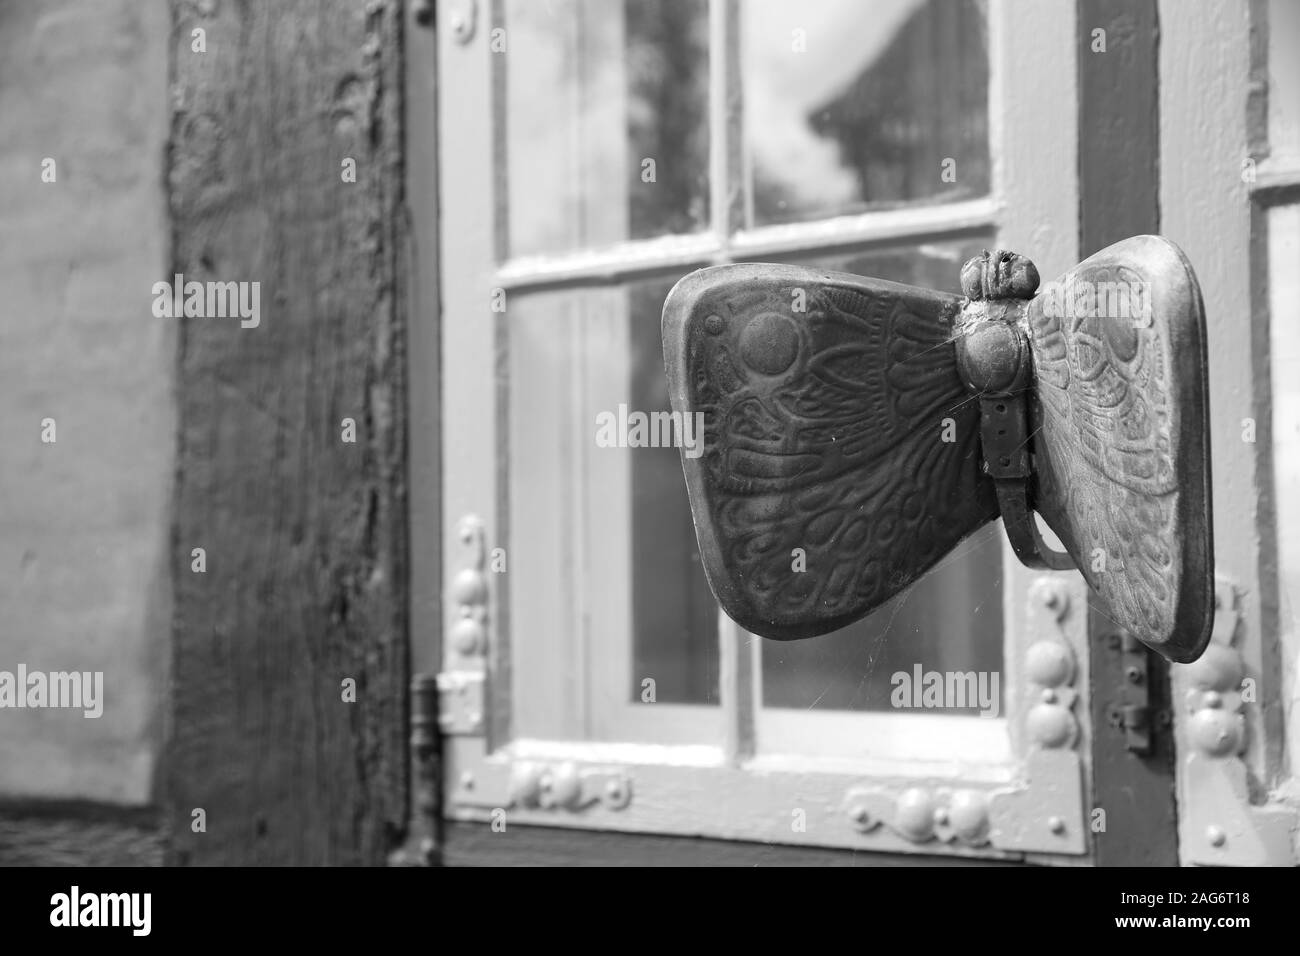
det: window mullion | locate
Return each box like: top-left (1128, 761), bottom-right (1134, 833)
top-left (709, 0), bottom-right (744, 259)
top-left (710, 0), bottom-right (755, 759)
top-left (719, 611), bottom-right (758, 764)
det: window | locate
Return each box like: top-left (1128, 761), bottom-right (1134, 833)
top-left (437, 0), bottom-right (1090, 857)
top-left (1260, 0), bottom-right (1300, 781)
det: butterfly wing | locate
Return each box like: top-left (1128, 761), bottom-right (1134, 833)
top-left (1027, 235), bottom-right (1213, 662)
top-left (662, 263), bottom-right (999, 640)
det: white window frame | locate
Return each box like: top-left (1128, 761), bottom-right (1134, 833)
top-left (435, 0), bottom-right (1093, 859)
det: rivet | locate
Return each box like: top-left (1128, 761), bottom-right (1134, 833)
top-left (894, 789), bottom-right (937, 842)
top-left (1204, 690), bottom-right (1222, 709)
top-left (451, 568), bottom-right (488, 608)
top-left (1029, 581), bottom-right (1070, 619)
top-left (450, 617), bottom-right (484, 655)
top-left (933, 807), bottom-right (949, 826)
top-left (542, 762), bottom-right (582, 809)
top-left (1186, 644), bottom-right (1244, 693)
top-left (948, 791), bottom-right (990, 843)
top-left (850, 804), bottom-right (871, 826)
top-left (601, 776), bottom-right (632, 809)
top-left (1206, 825), bottom-right (1226, 847)
top-left (1025, 639), bottom-right (1073, 687)
top-left (1041, 688), bottom-right (1057, 704)
top-left (507, 761), bottom-right (544, 806)
top-left (1027, 702), bottom-right (1075, 748)
top-left (460, 771), bottom-right (475, 790)
top-left (449, 0), bottom-right (478, 44)
top-left (1189, 708), bottom-right (1241, 756)
top-left (1048, 816), bottom-right (1066, 834)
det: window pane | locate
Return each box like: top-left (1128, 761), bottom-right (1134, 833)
top-left (1268, 0), bottom-right (1300, 164)
top-left (1270, 205), bottom-right (1300, 656)
top-left (742, 0), bottom-right (990, 227)
top-left (758, 237), bottom-right (1006, 713)
top-left (504, 0), bottom-right (710, 258)
top-left (509, 275), bottom-right (718, 741)
top-left (627, 279), bottom-right (721, 705)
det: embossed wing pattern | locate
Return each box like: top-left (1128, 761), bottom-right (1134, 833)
top-left (1027, 235), bottom-right (1212, 661)
top-left (663, 264), bottom-right (998, 640)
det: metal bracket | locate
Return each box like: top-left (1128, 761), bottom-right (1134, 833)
top-left (1108, 630), bottom-right (1152, 754)
top-left (839, 578), bottom-right (1088, 856)
top-left (449, 759), bottom-right (634, 816)
top-left (844, 785), bottom-right (994, 847)
top-left (1174, 577), bottom-right (1298, 865)
top-left (388, 674), bottom-right (442, 866)
top-left (437, 514), bottom-right (489, 737)
top-left (437, 670), bottom-right (485, 736)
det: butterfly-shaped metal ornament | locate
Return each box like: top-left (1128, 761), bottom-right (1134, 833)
top-left (662, 235), bottom-right (1213, 663)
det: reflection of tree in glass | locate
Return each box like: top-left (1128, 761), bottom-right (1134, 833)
top-left (626, 0), bottom-right (710, 239)
top-left (629, 276), bottom-right (719, 706)
top-left (751, 0), bottom-right (989, 225)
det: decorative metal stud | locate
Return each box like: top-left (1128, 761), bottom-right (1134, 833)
top-left (450, 515), bottom-right (488, 658)
top-left (500, 761), bottom-right (632, 815)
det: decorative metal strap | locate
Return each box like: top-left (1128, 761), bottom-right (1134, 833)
top-left (979, 393), bottom-right (1075, 571)
top-left (957, 250), bottom-right (1074, 572)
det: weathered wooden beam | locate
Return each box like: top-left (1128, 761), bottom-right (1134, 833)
top-left (166, 0), bottom-right (408, 865)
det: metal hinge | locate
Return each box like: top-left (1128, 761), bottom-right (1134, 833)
top-left (388, 674), bottom-right (442, 867)
top-left (437, 670), bottom-right (485, 736)
top-left (1107, 629), bottom-right (1154, 754)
